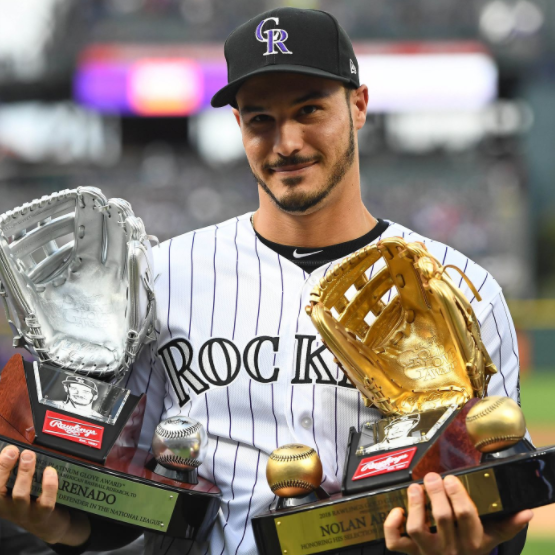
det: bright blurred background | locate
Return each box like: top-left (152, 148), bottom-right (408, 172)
top-left (0, 1), bottom-right (554, 553)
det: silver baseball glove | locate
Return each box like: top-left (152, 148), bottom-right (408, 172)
top-left (0, 187), bottom-right (156, 382)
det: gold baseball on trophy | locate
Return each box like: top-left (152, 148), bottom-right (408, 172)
top-left (466, 396), bottom-right (526, 453)
top-left (266, 444), bottom-right (323, 498)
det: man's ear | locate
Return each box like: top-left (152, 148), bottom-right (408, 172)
top-left (352, 84), bottom-right (369, 131)
top-left (232, 107), bottom-right (241, 126)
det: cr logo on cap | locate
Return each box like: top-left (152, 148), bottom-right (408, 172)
top-left (255, 17), bottom-right (293, 56)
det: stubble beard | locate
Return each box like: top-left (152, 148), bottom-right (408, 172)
top-left (251, 112), bottom-right (356, 214)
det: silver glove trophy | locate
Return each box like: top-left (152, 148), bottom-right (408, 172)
top-left (0, 187), bottom-right (155, 382)
top-left (0, 188), bottom-right (220, 540)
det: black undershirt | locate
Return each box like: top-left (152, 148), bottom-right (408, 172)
top-left (253, 218), bottom-right (390, 273)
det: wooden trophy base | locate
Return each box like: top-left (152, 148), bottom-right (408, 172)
top-left (0, 355), bottom-right (221, 540)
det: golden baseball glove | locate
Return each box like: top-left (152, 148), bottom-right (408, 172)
top-left (307, 237), bottom-right (497, 416)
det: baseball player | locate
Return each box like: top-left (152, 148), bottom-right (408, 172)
top-left (50, 376), bottom-right (104, 419)
top-left (0, 7), bottom-right (532, 555)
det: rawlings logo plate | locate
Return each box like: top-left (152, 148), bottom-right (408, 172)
top-left (43, 411), bottom-right (104, 449)
top-left (352, 447), bottom-right (417, 481)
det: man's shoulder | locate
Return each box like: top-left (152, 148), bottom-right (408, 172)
top-left (379, 221), bottom-right (502, 308)
top-left (154, 212), bottom-right (253, 259)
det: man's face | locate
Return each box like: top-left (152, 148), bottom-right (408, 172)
top-left (234, 73), bottom-right (363, 214)
top-left (67, 383), bottom-right (96, 406)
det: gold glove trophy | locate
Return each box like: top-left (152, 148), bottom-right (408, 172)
top-left (252, 238), bottom-right (554, 555)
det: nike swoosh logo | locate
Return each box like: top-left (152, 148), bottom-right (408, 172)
top-left (293, 249), bottom-right (324, 259)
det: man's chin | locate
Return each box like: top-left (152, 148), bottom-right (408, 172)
top-left (272, 191), bottom-right (329, 214)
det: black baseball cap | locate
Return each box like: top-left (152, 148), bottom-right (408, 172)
top-left (211, 7), bottom-right (360, 108)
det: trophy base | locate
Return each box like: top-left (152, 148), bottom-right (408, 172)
top-left (0, 355), bottom-right (221, 540)
top-left (273, 487), bottom-right (330, 511)
top-left (146, 458), bottom-right (199, 485)
top-left (343, 403), bottom-right (481, 494)
top-left (252, 445), bottom-right (555, 555)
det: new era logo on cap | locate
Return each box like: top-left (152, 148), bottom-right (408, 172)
top-left (350, 59), bottom-right (357, 74)
top-left (256, 17), bottom-right (293, 56)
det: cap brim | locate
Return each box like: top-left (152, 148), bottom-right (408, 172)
top-left (210, 64), bottom-right (352, 108)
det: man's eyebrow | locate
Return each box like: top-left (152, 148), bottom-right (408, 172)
top-left (239, 90), bottom-right (333, 115)
top-left (292, 90), bottom-right (332, 105)
top-left (240, 104), bottom-right (265, 115)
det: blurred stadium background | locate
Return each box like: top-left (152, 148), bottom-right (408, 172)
top-left (0, 0), bottom-right (554, 553)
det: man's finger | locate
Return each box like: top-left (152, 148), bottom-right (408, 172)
top-left (443, 474), bottom-right (484, 550)
top-left (483, 510), bottom-right (534, 547)
top-left (11, 450), bottom-right (36, 519)
top-left (424, 473), bottom-right (455, 548)
top-left (405, 483), bottom-right (433, 547)
top-left (384, 507), bottom-right (417, 555)
top-left (36, 466), bottom-right (59, 515)
top-left (0, 446), bottom-right (19, 496)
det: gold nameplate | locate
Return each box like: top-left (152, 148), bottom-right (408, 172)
top-left (2, 440), bottom-right (177, 532)
top-left (274, 469), bottom-right (502, 555)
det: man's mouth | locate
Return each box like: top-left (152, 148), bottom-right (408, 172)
top-left (270, 160), bottom-right (318, 176)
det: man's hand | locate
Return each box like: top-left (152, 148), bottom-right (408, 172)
top-left (0, 445), bottom-right (91, 546)
top-left (384, 472), bottom-right (533, 555)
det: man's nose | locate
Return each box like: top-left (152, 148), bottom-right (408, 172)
top-left (273, 120), bottom-right (304, 158)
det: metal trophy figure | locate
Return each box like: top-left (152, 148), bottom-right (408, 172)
top-left (0, 188), bottom-right (220, 539)
top-left (252, 238), bottom-right (555, 555)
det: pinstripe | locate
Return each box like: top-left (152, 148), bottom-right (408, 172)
top-left (334, 384), bottom-right (339, 476)
top-left (459, 259), bottom-right (469, 288)
top-left (162, 538), bottom-right (176, 555)
top-left (500, 294), bottom-right (521, 404)
top-left (207, 436), bottom-right (220, 520)
top-left (255, 236), bottom-right (262, 335)
top-left (227, 219), bottom-right (241, 442)
top-left (291, 270), bottom-right (307, 430)
top-left (188, 232), bottom-right (196, 338)
top-left (500, 294), bottom-right (520, 367)
top-left (470, 273), bottom-right (488, 304)
top-left (232, 218), bottom-right (240, 339)
top-left (235, 449), bottom-right (262, 555)
top-left (210, 226), bottom-right (218, 337)
top-left (205, 394), bottom-right (210, 435)
top-left (219, 441), bottom-right (241, 555)
top-left (168, 238), bottom-right (174, 339)
top-left (272, 253), bottom-right (284, 448)
top-left (249, 381), bottom-right (255, 446)
top-left (144, 355), bottom-right (154, 396)
top-left (163, 370), bottom-right (174, 418)
top-left (490, 302), bottom-right (509, 397)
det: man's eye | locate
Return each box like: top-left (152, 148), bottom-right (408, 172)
top-left (251, 114), bottom-right (271, 123)
top-left (300, 105), bottom-right (318, 115)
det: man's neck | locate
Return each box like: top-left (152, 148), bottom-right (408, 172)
top-left (253, 181), bottom-right (376, 248)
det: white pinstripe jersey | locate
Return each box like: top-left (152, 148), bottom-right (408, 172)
top-left (126, 212), bottom-right (522, 555)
